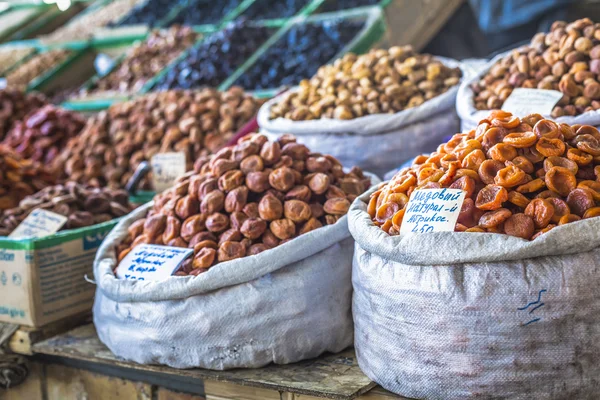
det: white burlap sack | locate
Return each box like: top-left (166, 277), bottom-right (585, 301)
top-left (348, 187), bottom-right (600, 400)
top-left (93, 170), bottom-right (378, 370)
top-left (258, 58), bottom-right (469, 178)
top-left (457, 49), bottom-right (600, 132)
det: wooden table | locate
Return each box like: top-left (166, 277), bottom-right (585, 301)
top-left (1, 324), bottom-right (408, 400)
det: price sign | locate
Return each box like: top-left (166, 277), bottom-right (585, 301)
top-left (501, 88), bottom-right (563, 117)
top-left (400, 188), bottom-right (466, 235)
top-left (115, 244), bottom-right (193, 281)
top-left (9, 209), bottom-right (68, 239)
top-left (151, 152), bottom-right (186, 193)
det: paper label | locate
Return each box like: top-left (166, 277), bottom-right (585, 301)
top-left (0, 78), bottom-right (6, 89)
top-left (9, 209), bottom-right (68, 239)
top-left (115, 244), bottom-right (193, 281)
top-left (501, 88), bottom-right (563, 117)
top-left (400, 189), bottom-right (466, 235)
top-left (151, 152), bottom-right (187, 192)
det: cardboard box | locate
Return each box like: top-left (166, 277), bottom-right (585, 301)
top-left (0, 220), bottom-right (117, 327)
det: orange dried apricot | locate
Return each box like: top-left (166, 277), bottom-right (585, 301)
top-left (545, 166), bottom-right (577, 197)
top-left (504, 213), bottom-right (535, 239)
top-left (525, 198), bottom-right (555, 229)
top-left (475, 184), bottom-right (508, 210)
top-left (495, 166), bottom-right (526, 188)
top-left (503, 131), bottom-right (537, 148)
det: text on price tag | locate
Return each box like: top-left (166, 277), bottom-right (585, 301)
top-left (501, 88), bottom-right (563, 117)
top-left (115, 244), bottom-right (193, 281)
top-left (151, 152), bottom-right (186, 192)
top-left (400, 188), bottom-right (466, 235)
top-left (9, 209), bottom-right (68, 239)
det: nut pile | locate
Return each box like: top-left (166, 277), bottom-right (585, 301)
top-left (40, 0), bottom-right (142, 44)
top-left (0, 47), bottom-right (35, 76)
top-left (113, 0), bottom-right (184, 27)
top-left (0, 89), bottom-right (48, 141)
top-left (241, 0), bottom-right (310, 20)
top-left (169, 0), bottom-right (239, 26)
top-left (0, 145), bottom-right (56, 210)
top-left (85, 26), bottom-right (199, 94)
top-left (472, 18), bottom-right (600, 118)
top-left (371, 111), bottom-right (600, 240)
top-left (5, 50), bottom-right (71, 91)
top-left (270, 46), bottom-right (462, 120)
top-left (54, 88), bottom-right (263, 189)
top-left (116, 133), bottom-right (371, 275)
top-left (234, 19), bottom-right (365, 91)
top-left (0, 183), bottom-right (132, 236)
top-left (3, 105), bottom-right (86, 164)
top-left (153, 21), bottom-right (273, 90)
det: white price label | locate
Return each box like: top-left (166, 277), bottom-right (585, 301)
top-left (9, 209), bottom-right (68, 239)
top-left (0, 78), bottom-right (6, 89)
top-left (115, 244), bottom-right (193, 281)
top-left (94, 53), bottom-right (116, 76)
top-left (501, 88), bottom-right (563, 117)
top-left (400, 189), bottom-right (466, 235)
top-left (151, 152), bottom-right (186, 193)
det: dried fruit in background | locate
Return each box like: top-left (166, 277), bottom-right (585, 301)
top-left (0, 89), bottom-right (48, 141)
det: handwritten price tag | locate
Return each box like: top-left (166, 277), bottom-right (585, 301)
top-left (400, 188), bottom-right (466, 235)
top-left (151, 152), bottom-right (186, 193)
top-left (115, 244), bottom-right (193, 281)
top-left (9, 209), bottom-right (68, 239)
top-left (501, 88), bottom-right (563, 117)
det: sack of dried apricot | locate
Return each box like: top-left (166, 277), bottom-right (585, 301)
top-left (458, 18), bottom-right (600, 132)
top-left (92, 133), bottom-right (379, 370)
top-left (348, 112), bottom-right (600, 399)
top-left (258, 47), bottom-right (468, 177)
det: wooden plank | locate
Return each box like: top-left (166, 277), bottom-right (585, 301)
top-left (44, 364), bottom-right (153, 400)
top-left (384, 0), bottom-right (465, 51)
top-left (32, 324), bottom-right (375, 400)
top-left (204, 381), bottom-right (280, 400)
top-left (7, 312), bottom-right (91, 355)
top-left (358, 387), bottom-right (411, 399)
top-left (157, 387), bottom-right (207, 400)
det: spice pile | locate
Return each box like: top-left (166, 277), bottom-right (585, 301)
top-left (117, 133), bottom-right (371, 275)
top-left (371, 111), bottom-right (600, 239)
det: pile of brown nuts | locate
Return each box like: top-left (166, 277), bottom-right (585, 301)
top-left (54, 88), bottom-right (264, 189)
top-left (0, 89), bottom-right (48, 141)
top-left (0, 145), bottom-right (56, 210)
top-left (0, 182), bottom-right (132, 236)
top-left (5, 50), bottom-right (71, 91)
top-left (84, 26), bottom-right (199, 94)
top-left (116, 133), bottom-right (371, 275)
top-left (3, 105), bottom-right (86, 164)
top-left (372, 111), bottom-right (600, 240)
top-left (269, 46), bottom-right (462, 120)
top-left (40, 0), bottom-right (143, 44)
top-left (472, 18), bottom-right (600, 118)
top-left (0, 47), bottom-right (35, 76)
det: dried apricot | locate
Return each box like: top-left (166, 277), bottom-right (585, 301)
top-left (478, 159), bottom-right (505, 185)
top-left (508, 191), bottom-right (531, 208)
top-left (506, 156), bottom-right (534, 174)
top-left (545, 198), bottom-right (570, 223)
top-left (543, 156), bottom-right (578, 175)
top-left (475, 184), bottom-right (508, 210)
top-left (503, 213), bottom-right (535, 239)
top-left (583, 207), bottom-right (600, 219)
top-left (495, 166), bottom-right (526, 188)
top-left (577, 180), bottom-right (600, 201)
top-left (516, 178), bottom-right (546, 193)
top-left (545, 166), bottom-right (577, 197)
top-left (488, 143), bottom-right (518, 162)
top-left (533, 119), bottom-right (560, 139)
top-left (525, 198), bottom-right (555, 228)
top-left (566, 188), bottom-right (595, 216)
top-left (375, 202), bottom-right (399, 224)
top-left (558, 214), bottom-right (581, 225)
top-left (531, 224), bottom-right (556, 240)
top-left (503, 131), bottom-right (537, 148)
top-left (567, 148), bottom-right (593, 166)
top-left (449, 176), bottom-right (475, 198)
top-left (536, 137), bottom-right (566, 157)
top-left (479, 208), bottom-right (512, 228)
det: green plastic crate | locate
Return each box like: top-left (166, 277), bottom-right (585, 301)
top-left (312, 0), bottom-right (392, 14)
top-left (231, 0), bottom-right (318, 26)
top-left (0, 5), bottom-right (50, 43)
top-left (219, 6), bottom-right (386, 97)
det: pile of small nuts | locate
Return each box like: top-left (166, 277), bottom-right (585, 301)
top-left (3, 105), bottom-right (86, 164)
top-left (372, 111), bottom-right (600, 240)
top-left (0, 145), bottom-right (56, 210)
top-left (472, 18), bottom-right (600, 118)
top-left (84, 26), bottom-right (199, 94)
top-left (116, 133), bottom-right (371, 275)
top-left (40, 0), bottom-right (143, 44)
top-left (0, 47), bottom-right (35, 76)
top-left (0, 89), bottom-right (48, 141)
top-left (5, 50), bottom-right (71, 91)
top-left (54, 88), bottom-right (264, 189)
top-left (0, 183), bottom-right (132, 236)
top-left (269, 46), bottom-right (462, 120)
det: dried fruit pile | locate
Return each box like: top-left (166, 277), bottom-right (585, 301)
top-left (0, 183), bottom-right (132, 236)
top-left (269, 46), bottom-right (462, 120)
top-left (3, 105), bottom-right (86, 164)
top-left (0, 145), bottom-right (56, 210)
top-left (371, 111), bottom-right (600, 239)
top-left (117, 133), bottom-right (371, 275)
top-left (0, 89), bottom-right (48, 141)
top-left (472, 18), bottom-right (600, 118)
top-left (4, 50), bottom-right (71, 91)
top-left (54, 88), bottom-right (263, 190)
